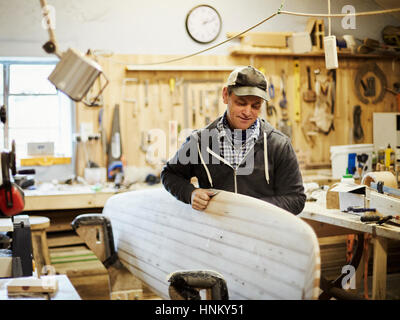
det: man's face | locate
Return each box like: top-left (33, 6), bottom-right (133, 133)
top-left (222, 87), bottom-right (263, 130)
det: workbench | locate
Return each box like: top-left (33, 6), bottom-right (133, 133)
top-left (23, 183), bottom-right (162, 247)
top-left (300, 202), bottom-right (400, 300)
top-left (0, 274), bottom-right (81, 300)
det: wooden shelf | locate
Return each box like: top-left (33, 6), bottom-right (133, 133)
top-left (229, 45), bottom-right (400, 59)
top-left (126, 65), bottom-right (237, 72)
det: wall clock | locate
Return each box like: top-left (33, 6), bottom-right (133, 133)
top-left (185, 4), bottom-right (222, 44)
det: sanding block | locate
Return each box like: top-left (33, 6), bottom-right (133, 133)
top-left (324, 35), bottom-right (338, 70)
top-left (7, 276), bottom-right (58, 295)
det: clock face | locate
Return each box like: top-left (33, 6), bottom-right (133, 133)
top-left (185, 5), bottom-right (222, 44)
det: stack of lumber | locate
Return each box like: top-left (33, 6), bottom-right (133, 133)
top-left (50, 245), bottom-right (110, 300)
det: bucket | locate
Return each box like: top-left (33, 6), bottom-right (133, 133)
top-left (330, 144), bottom-right (374, 179)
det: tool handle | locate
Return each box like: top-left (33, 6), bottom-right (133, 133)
top-left (17, 169), bottom-right (36, 175)
top-left (360, 215), bottom-right (381, 222)
top-left (307, 66), bottom-right (312, 89)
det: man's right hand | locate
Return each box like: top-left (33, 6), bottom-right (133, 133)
top-left (191, 188), bottom-right (216, 211)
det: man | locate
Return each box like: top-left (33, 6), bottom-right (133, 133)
top-left (161, 66), bottom-right (306, 215)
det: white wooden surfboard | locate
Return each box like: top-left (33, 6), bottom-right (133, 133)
top-left (102, 188), bottom-right (320, 300)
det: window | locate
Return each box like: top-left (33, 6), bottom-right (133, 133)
top-left (0, 64), bottom-right (4, 150)
top-left (1, 60), bottom-right (74, 167)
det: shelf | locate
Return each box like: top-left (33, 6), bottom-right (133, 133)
top-left (229, 45), bottom-right (399, 59)
top-left (126, 65), bottom-right (237, 72)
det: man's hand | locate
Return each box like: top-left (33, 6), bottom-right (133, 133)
top-left (191, 188), bottom-right (216, 211)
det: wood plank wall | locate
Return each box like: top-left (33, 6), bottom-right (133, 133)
top-left (74, 53), bottom-right (400, 177)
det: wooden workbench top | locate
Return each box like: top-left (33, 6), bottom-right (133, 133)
top-left (300, 202), bottom-right (400, 241)
top-left (23, 183), bottom-right (162, 211)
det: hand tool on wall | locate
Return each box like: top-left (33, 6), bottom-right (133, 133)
top-left (385, 82), bottom-right (400, 111)
top-left (357, 37), bottom-right (400, 54)
top-left (107, 104), bottom-right (124, 185)
top-left (98, 107), bottom-right (107, 164)
top-left (279, 70), bottom-right (287, 109)
top-left (199, 90), bottom-right (204, 115)
top-left (169, 77), bottom-right (176, 105)
top-left (214, 87), bottom-right (221, 113)
top-left (122, 78), bottom-right (138, 117)
top-left (327, 69), bottom-right (336, 133)
top-left (266, 103), bottom-right (278, 128)
top-left (303, 66), bottom-right (316, 103)
top-left (310, 71), bottom-right (334, 134)
top-left (277, 110), bottom-right (292, 139)
top-left (183, 82), bottom-right (189, 129)
top-left (191, 89), bottom-right (196, 127)
top-left (353, 105), bottom-right (364, 142)
top-left (144, 79), bottom-right (149, 107)
top-left (382, 25), bottom-right (400, 47)
top-left (140, 131), bottom-right (149, 153)
top-left (204, 90), bottom-right (210, 113)
top-left (170, 77), bottom-right (183, 106)
top-left (363, 77), bottom-right (376, 97)
top-left (268, 77), bottom-right (275, 100)
top-left (293, 59), bottom-right (301, 122)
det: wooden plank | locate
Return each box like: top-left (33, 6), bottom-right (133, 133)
top-left (24, 192), bottom-right (115, 211)
top-left (47, 232), bottom-right (84, 247)
top-left (7, 277), bottom-right (58, 294)
top-left (301, 218), bottom-right (357, 237)
top-left (372, 237), bottom-right (388, 300)
top-left (50, 246), bottom-right (110, 300)
top-left (103, 188), bottom-right (320, 300)
top-left (0, 255), bottom-right (12, 278)
top-left (0, 218), bottom-right (13, 232)
top-left (300, 202), bottom-right (400, 241)
top-left (0, 275), bottom-right (81, 300)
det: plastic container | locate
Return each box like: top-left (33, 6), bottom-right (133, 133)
top-left (330, 144), bottom-right (374, 179)
top-left (84, 167), bottom-right (107, 185)
top-left (341, 169), bottom-right (355, 184)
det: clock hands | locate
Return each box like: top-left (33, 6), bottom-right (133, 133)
top-left (202, 16), bottom-right (216, 25)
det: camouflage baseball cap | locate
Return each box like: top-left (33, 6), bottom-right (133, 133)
top-left (226, 66), bottom-right (269, 101)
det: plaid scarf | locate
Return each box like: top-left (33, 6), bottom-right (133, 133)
top-left (216, 112), bottom-right (260, 169)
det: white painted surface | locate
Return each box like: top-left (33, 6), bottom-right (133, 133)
top-left (0, 0), bottom-right (398, 57)
top-left (103, 188), bottom-right (320, 300)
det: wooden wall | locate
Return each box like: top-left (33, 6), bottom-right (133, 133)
top-left (75, 53), bottom-right (400, 177)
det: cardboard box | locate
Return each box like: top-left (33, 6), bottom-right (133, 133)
top-left (288, 32), bottom-right (312, 53)
top-left (329, 183), bottom-right (366, 212)
top-left (227, 32), bottom-right (292, 48)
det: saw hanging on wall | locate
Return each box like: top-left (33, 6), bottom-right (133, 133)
top-left (107, 104), bottom-right (124, 183)
top-left (309, 70), bottom-right (335, 135)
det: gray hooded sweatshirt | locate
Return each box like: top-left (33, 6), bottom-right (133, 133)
top-left (161, 117), bottom-right (306, 215)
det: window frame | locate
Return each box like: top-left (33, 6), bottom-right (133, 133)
top-left (0, 57), bottom-right (76, 168)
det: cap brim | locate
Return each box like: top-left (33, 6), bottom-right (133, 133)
top-left (231, 86), bottom-right (270, 101)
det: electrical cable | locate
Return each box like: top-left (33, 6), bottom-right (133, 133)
top-left (98, 5), bottom-right (400, 66)
top-left (328, 0), bottom-right (331, 36)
